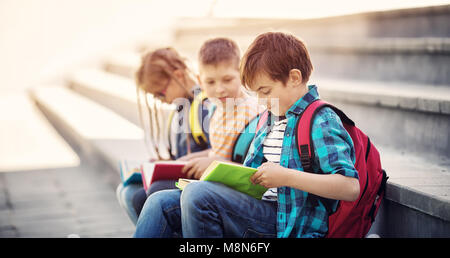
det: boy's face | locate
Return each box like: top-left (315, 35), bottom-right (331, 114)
top-left (250, 71), bottom-right (306, 116)
top-left (198, 61), bottom-right (243, 106)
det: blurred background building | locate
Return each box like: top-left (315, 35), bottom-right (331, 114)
top-left (0, 0), bottom-right (449, 237)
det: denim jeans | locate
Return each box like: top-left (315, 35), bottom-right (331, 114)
top-left (134, 181), bottom-right (277, 238)
top-left (116, 180), bottom-right (178, 225)
top-left (116, 183), bottom-right (142, 225)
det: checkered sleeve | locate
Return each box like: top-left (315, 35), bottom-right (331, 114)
top-left (310, 107), bottom-right (359, 179)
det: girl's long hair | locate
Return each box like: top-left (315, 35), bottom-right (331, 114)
top-left (135, 47), bottom-right (189, 159)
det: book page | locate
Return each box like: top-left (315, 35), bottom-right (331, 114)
top-left (119, 159), bottom-right (144, 181)
top-left (154, 160), bottom-right (188, 165)
top-left (142, 162), bottom-right (156, 187)
top-left (176, 178), bottom-right (199, 190)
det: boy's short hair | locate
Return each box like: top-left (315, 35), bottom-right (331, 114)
top-left (240, 32), bottom-right (313, 89)
top-left (198, 37), bottom-right (241, 68)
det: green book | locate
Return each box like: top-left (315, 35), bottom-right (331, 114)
top-left (176, 160), bottom-right (268, 200)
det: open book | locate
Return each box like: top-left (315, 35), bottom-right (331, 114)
top-left (119, 159), bottom-right (144, 186)
top-left (176, 160), bottom-right (268, 199)
top-left (141, 161), bottom-right (188, 191)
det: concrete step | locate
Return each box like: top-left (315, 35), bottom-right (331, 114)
top-left (173, 5), bottom-right (450, 85)
top-left (174, 35), bottom-right (450, 85)
top-left (66, 69), bottom-right (173, 159)
top-left (312, 77), bottom-right (450, 163)
top-left (175, 5), bottom-right (450, 40)
top-left (363, 144), bottom-right (450, 237)
top-left (103, 51), bottom-right (140, 79)
top-left (0, 162), bottom-right (135, 237)
top-left (0, 93), bottom-right (80, 172)
top-left (67, 69), bottom-right (140, 126)
top-left (29, 86), bottom-right (156, 176)
top-left (309, 37), bottom-right (450, 86)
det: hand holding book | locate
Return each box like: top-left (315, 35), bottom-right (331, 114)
top-left (250, 161), bottom-right (289, 188)
top-left (176, 160), bottom-right (268, 200)
top-left (181, 157), bottom-right (217, 179)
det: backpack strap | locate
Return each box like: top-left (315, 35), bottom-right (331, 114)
top-left (231, 114), bottom-right (260, 163)
top-left (229, 110), bottom-right (270, 163)
top-left (296, 99), bottom-right (355, 172)
top-left (189, 91), bottom-right (208, 148)
top-left (256, 110), bottom-right (270, 132)
top-left (296, 100), bottom-right (327, 172)
top-left (167, 109), bottom-right (177, 159)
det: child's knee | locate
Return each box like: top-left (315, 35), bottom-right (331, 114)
top-left (143, 190), bottom-right (179, 213)
top-left (116, 183), bottom-right (124, 199)
top-left (181, 181), bottom-right (215, 211)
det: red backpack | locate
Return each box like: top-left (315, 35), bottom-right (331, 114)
top-left (256, 99), bottom-right (388, 238)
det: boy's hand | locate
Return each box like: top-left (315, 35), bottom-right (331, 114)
top-left (181, 157), bottom-right (215, 180)
top-left (251, 162), bottom-right (291, 188)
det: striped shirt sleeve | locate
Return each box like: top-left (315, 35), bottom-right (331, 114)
top-left (209, 97), bottom-right (260, 160)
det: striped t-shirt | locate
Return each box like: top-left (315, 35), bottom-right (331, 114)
top-left (209, 96), bottom-right (260, 160)
top-left (261, 116), bottom-right (287, 201)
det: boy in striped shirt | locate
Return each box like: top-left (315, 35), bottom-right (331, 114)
top-left (180, 37), bottom-right (261, 178)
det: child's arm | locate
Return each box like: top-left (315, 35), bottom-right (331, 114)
top-left (181, 152), bottom-right (238, 179)
top-left (176, 149), bottom-right (211, 161)
top-left (251, 162), bottom-right (359, 201)
top-left (252, 107), bottom-right (360, 201)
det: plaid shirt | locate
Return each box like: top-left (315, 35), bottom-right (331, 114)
top-left (243, 85), bottom-right (359, 238)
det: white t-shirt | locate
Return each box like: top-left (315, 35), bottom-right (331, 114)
top-left (261, 116), bottom-right (287, 201)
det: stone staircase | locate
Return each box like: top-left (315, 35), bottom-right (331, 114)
top-left (28, 4), bottom-right (450, 237)
top-left (170, 5), bottom-right (450, 238)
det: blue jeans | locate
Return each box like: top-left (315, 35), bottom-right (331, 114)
top-left (116, 183), bottom-right (142, 225)
top-left (134, 181), bottom-right (277, 238)
top-left (116, 180), bottom-right (178, 225)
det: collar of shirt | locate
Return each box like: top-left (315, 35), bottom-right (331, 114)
top-left (286, 84), bottom-right (319, 118)
top-left (245, 84), bottom-right (319, 166)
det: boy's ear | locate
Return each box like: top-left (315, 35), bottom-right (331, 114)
top-left (288, 69), bottom-right (303, 87)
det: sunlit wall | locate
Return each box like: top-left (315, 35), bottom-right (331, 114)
top-left (0, 0), bottom-right (206, 93)
top-left (1, 0), bottom-right (447, 93)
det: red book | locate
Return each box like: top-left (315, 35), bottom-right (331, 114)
top-left (141, 161), bottom-right (188, 192)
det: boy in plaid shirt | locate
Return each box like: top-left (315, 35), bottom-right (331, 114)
top-left (181, 32), bottom-right (360, 238)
